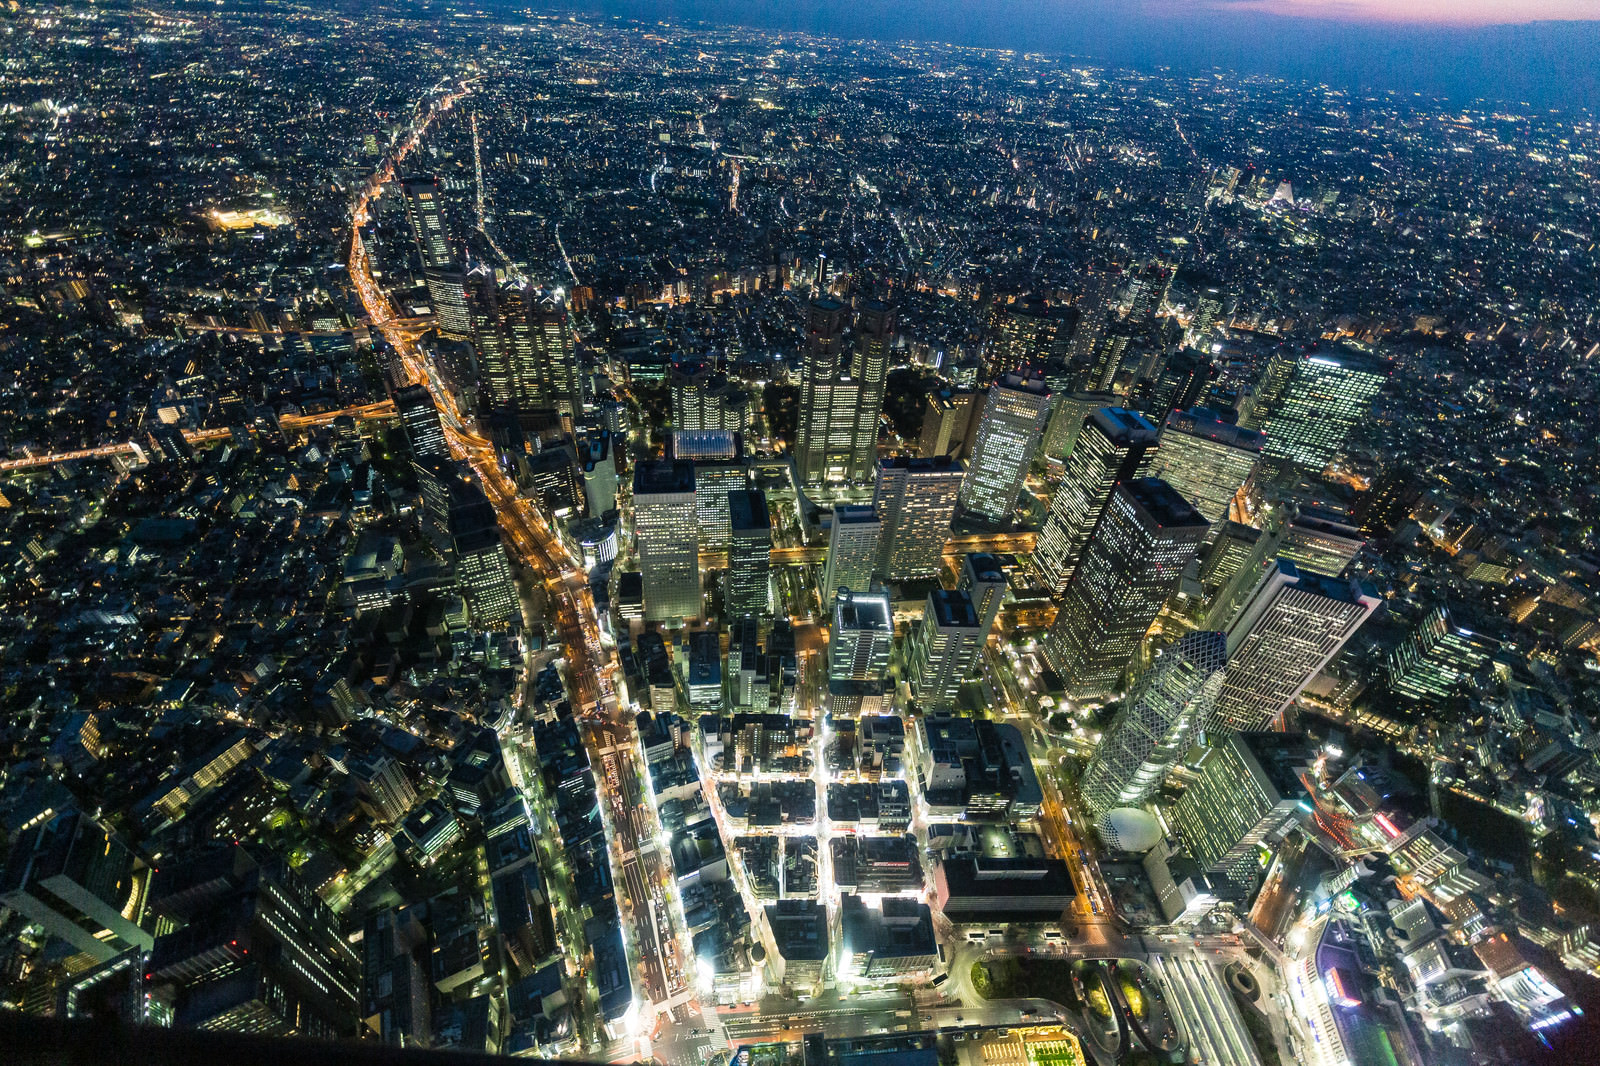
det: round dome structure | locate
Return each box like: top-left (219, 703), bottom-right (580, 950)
top-left (1094, 807), bottom-right (1161, 854)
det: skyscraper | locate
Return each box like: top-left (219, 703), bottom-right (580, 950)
top-left (348, 752), bottom-right (418, 825)
top-left (909, 588), bottom-right (985, 713)
top-left (395, 383), bottom-right (449, 461)
top-left (821, 504), bottom-right (881, 602)
top-left (1078, 631), bottom-right (1228, 815)
top-left (1252, 346), bottom-right (1391, 473)
top-left (1198, 521), bottom-right (1265, 612)
top-left (795, 297), bottom-right (851, 487)
top-left (796, 298), bottom-right (888, 488)
top-left (671, 358), bottom-right (751, 434)
top-left (873, 456), bottom-right (963, 581)
top-left (1165, 732), bottom-right (1313, 886)
top-left (1208, 559), bottom-right (1380, 733)
top-left (449, 480), bottom-right (520, 626)
top-left (1032, 407), bottom-right (1160, 594)
top-left (1137, 349), bottom-right (1215, 425)
top-left (848, 299), bottom-right (895, 481)
top-left (1279, 506), bottom-right (1365, 578)
top-left (726, 489), bottom-right (772, 619)
top-left (501, 284), bottom-right (581, 425)
top-left (959, 552), bottom-right (1007, 636)
top-left (987, 294), bottom-right (1065, 381)
top-left (674, 431), bottom-right (747, 549)
top-left (1041, 390), bottom-right (1120, 465)
top-left (633, 459), bottom-right (701, 623)
top-left (399, 175), bottom-right (455, 270)
top-left (577, 427), bottom-right (618, 517)
top-left (1386, 605), bottom-right (1499, 706)
top-left (1043, 479), bottom-right (1208, 702)
top-left (918, 388), bottom-right (978, 460)
top-left (829, 588), bottom-right (894, 684)
top-left (1142, 408), bottom-right (1262, 526)
top-left (399, 175), bottom-right (471, 339)
top-left (147, 846), bottom-right (361, 1038)
top-left (0, 811), bottom-right (153, 963)
top-left (957, 370), bottom-right (1051, 526)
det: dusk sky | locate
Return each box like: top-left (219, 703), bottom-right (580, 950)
top-left (536, 1), bottom-right (1600, 109)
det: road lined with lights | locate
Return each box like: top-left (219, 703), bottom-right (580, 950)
top-left (346, 79), bottom-right (699, 1052)
top-left (0, 401), bottom-right (398, 473)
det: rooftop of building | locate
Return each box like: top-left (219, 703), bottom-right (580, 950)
top-left (1164, 407), bottom-right (1265, 451)
top-left (633, 459), bottom-right (696, 495)
top-left (929, 588), bottom-right (980, 629)
top-left (1090, 406), bottom-right (1160, 444)
top-left (1122, 477), bottom-right (1209, 531)
top-left (728, 489), bottom-right (770, 532)
top-left (835, 589), bottom-right (892, 631)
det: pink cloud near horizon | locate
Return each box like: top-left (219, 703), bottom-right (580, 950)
top-left (1164, 0), bottom-right (1600, 25)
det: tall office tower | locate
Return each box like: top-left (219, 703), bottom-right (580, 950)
top-left (1138, 350), bottom-right (1216, 426)
top-left (464, 267), bottom-right (505, 405)
top-left (1042, 479), bottom-right (1208, 702)
top-left (822, 504), bottom-right (881, 602)
top-left (1208, 559), bottom-right (1381, 733)
top-left (987, 294), bottom-right (1064, 381)
top-left (500, 285), bottom-right (581, 426)
top-left (918, 388), bottom-right (978, 460)
top-left (1066, 274), bottom-right (1116, 375)
top-left (1280, 507), bottom-right (1364, 577)
top-left (1041, 390), bottom-right (1120, 464)
top-left (1189, 285), bottom-right (1224, 343)
top-left (633, 460), bottom-right (701, 623)
top-left (395, 383), bottom-right (449, 461)
top-left (1125, 261), bottom-right (1172, 324)
top-left (1142, 408), bottom-right (1262, 525)
top-left (1250, 346), bottom-right (1391, 472)
top-left (399, 175), bottom-right (455, 269)
top-left (449, 481), bottom-right (520, 626)
top-left (147, 846), bottom-right (361, 1038)
top-left (1386, 605), bottom-right (1500, 705)
top-left (873, 456), bottom-right (964, 580)
top-left (670, 358), bottom-right (751, 434)
top-left (909, 589), bottom-right (986, 712)
top-left (848, 299), bottom-right (895, 480)
top-left (1079, 324), bottom-right (1137, 393)
top-left (795, 297), bottom-right (861, 488)
top-left (829, 588), bottom-right (894, 682)
top-left (0, 811), bottom-right (153, 963)
top-left (1198, 521), bottom-right (1264, 603)
top-left (960, 552), bottom-right (1007, 635)
top-left (1033, 407), bottom-right (1161, 594)
top-left (400, 176), bottom-right (471, 339)
top-left (577, 427), bottom-right (618, 516)
top-left (1078, 631), bottom-right (1228, 816)
top-left (957, 370), bottom-right (1051, 525)
top-left (726, 489), bottom-right (772, 619)
top-left (1165, 732), bottom-right (1313, 885)
top-left (672, 431), bottom-right (746, 549)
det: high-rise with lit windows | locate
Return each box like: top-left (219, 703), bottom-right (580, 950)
top-left (873, 455), bottom-right (963, 580)
top-left (909, 588), bottom-right (985, 713)
top-left (1142, 407), bottom-right (1262, 526)
top-left (1079, 631), bottom-right (1227, 815)
top-left (1043, 478), bottom-right (1208, 702)
top-left (634, 460), bottom-right (702, 623)
top-left (1251, 346), bottom-right (1391, 473)
top-left (1033, 407), bottom-right (1160, 594)
top-left (1209, 559), bottom-right (1380, 733)
top-left (957, 370), bottom-right (1051, 525)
